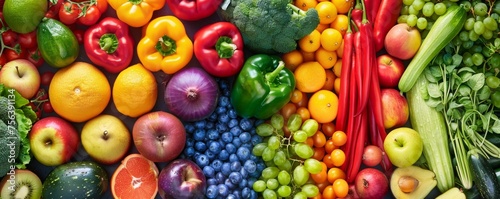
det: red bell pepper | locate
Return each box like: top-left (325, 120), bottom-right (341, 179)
top-left (83, 17), bottom-right (134, 73)
top-left (373, 0), bottom-right (402, 52)
top-left (166, 0), bottom-right (223, 21)
top-left (193, 22), bottom-right (244, 77)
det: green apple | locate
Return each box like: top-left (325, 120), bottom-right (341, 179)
top-left (81, 114), bottom-right (131, 164)
top-left (383, 127), bottom-right (423, 168)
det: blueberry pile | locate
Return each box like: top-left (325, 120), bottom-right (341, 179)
top-left (181, 78), bottom-right (265, 199)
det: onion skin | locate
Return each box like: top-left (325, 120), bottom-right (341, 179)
top-left (164, 67), bottom-right (219, 122)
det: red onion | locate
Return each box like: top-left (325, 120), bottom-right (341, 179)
top-left (164, 67), bottom-right (219, 122)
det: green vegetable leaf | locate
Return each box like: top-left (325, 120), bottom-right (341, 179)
top-left (458, 85), bottom-right (471, 96)
top-left (478, 86), bottom-right (491, 101)
top-left (427, 83), bottom-right (442, 98)
top-left (467, 73), bottom-right (485, 91)
top-left (452, 54), bottom-right (463, 66)
top-left (491, 120), bottom-right (500, 134)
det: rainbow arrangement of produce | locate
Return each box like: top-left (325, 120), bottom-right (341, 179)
top-left (0, 0), bottom-right (500, 198)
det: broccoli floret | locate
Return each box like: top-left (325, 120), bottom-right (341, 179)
top-left (219, 0), bottom-right (320, 54)
top-left (0, 120), bottom-right (20, 177)
top-left (0, 97), bottom-right (9, 123)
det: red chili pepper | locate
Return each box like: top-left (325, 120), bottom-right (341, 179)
top-left (346, 111), bottom-right (368, 183)
top-left (373, 0), bottom-right (403, 52)
top-left (83, 17), bottom-right (134, 73)
top-left (363, 0), bottom-right (380, 22)
top-left (193, 22), bottom-right (245, 77)
top-left (355, 0), bottom-right (374, 116)
top-left (166, 0), bottom-right (223, 21)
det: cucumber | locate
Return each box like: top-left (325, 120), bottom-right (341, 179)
top-left (36, 18), bottom-right (79, 68)
top-left (42, 161), bottom-right (108, 199)
top-left (469, 149), bottom-right (500, 199)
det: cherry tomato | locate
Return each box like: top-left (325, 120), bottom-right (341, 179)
top-left (42, 101), bottom-right (53, 113)
top-left (58, 2), bottom-right (80, 25)
top-left (2, 29), bottom-right (18, 47)
top-left (5, 48), bottom-right (27, 61)
top-left (0, 53), bottom-right (7, 66)
top-left (78, 5), bottom-right (101, 26)
top-left (40, 71), bottom-right (55, 86)
top-left (35, 89), bottom-right (48, 101)
top-left (18, 31), bottom-right (37, 50)
top-left (95, 0), bottom-right (108, 13)
top-left (45, 0), bottom-right (64, 19)
top-left (362, 145), bottom-right (383, 167)
top-left (71, 28), bottom-right (85, 44)
top-left (27, 48), bottom-right (44, 67)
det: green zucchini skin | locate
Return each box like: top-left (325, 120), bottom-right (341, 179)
top-left (36, 18), bottom-right (79, 68)
top-left (469, 150), bottom-right (500, 199)
top-left (42, 161), bottom-right (108, 199)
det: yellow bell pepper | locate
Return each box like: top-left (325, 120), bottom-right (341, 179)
top-left (108, 0), bottom-right (165, 28)
top-left (137, 16), bottom-right (193, 74)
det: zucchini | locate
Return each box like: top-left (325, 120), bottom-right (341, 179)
top-left (469, 149), bottom-right (500, 199)
top-left (436, 187), bottom-right (466, 199)
top-left (37, 18), bottom-right (79, 68)
top-left (398, 5), bottom-right (466, 92)
top-left (406, 74), bottom-right (454, 192)
top-left (42, 161), bottom-right (108, 199)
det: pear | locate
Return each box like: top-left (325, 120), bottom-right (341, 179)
top-left (390, 166), bottom-right (437, 199)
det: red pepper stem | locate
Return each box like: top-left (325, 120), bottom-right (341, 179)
top-left (99, 33), bottom-right (119, 54)
top-left (216, 36), bottom-right (237, 59)
top-left (265, 61), bottom-right (285, 84)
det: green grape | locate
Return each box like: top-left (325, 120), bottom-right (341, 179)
top-left (277, 185), bottom-right (292, 197)
top-left (293, 192), bottom-right (308, 199)
top-left (470, 45), bottom-right (483, 54)
top-left (270, 113), bottom-right (284, 130)
top-left (266, 179), bottom-right (279, 190)
top-left (287, 114), bottom-right (302, 132)
top-left (486, 76), bottom-right (500, 89)
top-left (483, 17), bottom-right (498, 31)
top-left (464, 18), bottom-right (475, 31)
top-left (277, 160), bottom-right (292, 171)
top-left (473, 2), bottom-right (488, 17)
top-left (412, 0), bottom-right (425, 10)
top-left (253, 180), bottom-right (267, 192)
top-left (301, 119), bottom-right (319, 137)
top-left (460, 1), bottom-right (472, 11)
top-left (263, 189), bottom-right (278, 199)
top-left (492, 13), bottom-right (500, 20)
top-left (494, 1), bottom-right (500, 14)
top-left (265, 160), bottom-right (276, 167)
top-left (267, 136), bottom-right (281, 150)
top-left (262, 147), bottom-right (276, 162)
top-left (401, 5), bottom-right (410, 15)
top-left (458, 31), bottom-right (469, 42)
top-left (425, 21), bottom-right (434, 30)
top-left (397, 15), bottom-right (409, 24)
top-left (292, 165), bottom-right (309, 186)
top-left (407, 14), bottom-right (418, 27)
top-left (488, 53), bottom-right (500, 68)
top-left (408, 5), bottom-right (419, 15)
top-left (253, 143), bottom-right (268, 156)
top-left (273, 150), bottom-right (287, 166)
top-left (474, 21), bottom-right (486, 35)
top-left (422, 2), bottom-right (434, 17)
top-left (403, 0), bottom-right (414, 6)
top-left (278, 170), bottom-right (291, 185)
top-left (301, 184), bottom-right (320, 198)
top-left (472, 52), bottom-right (484, 66)
top-left (462, 40), bottom-right (474, 49)
top-left (463, 52), bottom-right (474, 67)
top-left (417, 17), bottom-right (428, 30)
top-left (275, 128), bottom-right (285, 137)
top-left (482, 29), bottom-right (493, 40)
top-left (469, 30), bottom-right (480, 42)
top-left (256, 123), bottom-right (275, 137)
top-left (261, 167), bottom-right (280, 179)
top-left (294, 143), bottom-right (314, 159)
top-left (293, 130), bottom-right (308, 142)
top-left (304, 159), bottom-right (323, 174)
top-left (434, 2), bottom-right (447, 15)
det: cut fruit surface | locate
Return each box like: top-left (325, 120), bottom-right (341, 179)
top-left (111, 154), bottom-right (159, 199)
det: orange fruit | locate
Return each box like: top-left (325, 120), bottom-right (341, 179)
top-left (336, 39), bottom-right (345, 57)
top-left (330, 14), bottom-right (349, 36)
top-left (316, 23), bottom-right (330, 33)
top-left (332, 0), bottom-right (354, 14)
top-left (294, 61), bottom-right (326, 93)
top-left (298, 29), bottom-right (321, 53)
top-left (322, 69), bottom-right (336, 91)
top-left (111, 153), bottom-right (159, 199)
top-left (295, 0), bottom-right (318, 11)
top-left (49, 62), bottom-right (111, 123)
top-left (334, 78), bottom-right (341, 94)
top-left (333, 59), bottom-right (342, 77)
top-left (327, 167), bottom-right (346, 183)
top-left (315, 47), bottom-right (337, 69)
top-left (320, 28), bottom-right (343, 52)
top-left (333, 178), bottom-right (349, 198)
top-left (281, 49), bottom-right (303, 72)
top-left (301, 49), bottom-right (316, 62)
top-left (113, 63), bottom-right (158, 118)
top-left (308, 90), bottom-right (339, 123)
top-left (316, 1), bottom-right (338, 24)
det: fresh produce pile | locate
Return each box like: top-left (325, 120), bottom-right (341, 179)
top-left (1, 0), bottom-right (500, 198)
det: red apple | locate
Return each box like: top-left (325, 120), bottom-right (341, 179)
top-left (381, 88), bottom-right (409, 129)
top-left (0, 59), bottom-right (40, 99)
top-left (132, 111), bottom-right (186, 162)
top-left (355, 168), bottom-right (389, 199)
top-left (384, 23), bottom-right (421, 60)
top-left (158, 159), bottom-right (206, 199)
top-left (377, 54), bottom-right (405, 88)
top-left (29, 117), bottom-right (80, 166)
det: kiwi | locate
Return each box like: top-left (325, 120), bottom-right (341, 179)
top-left (0, 169), bottom-right (42, 199)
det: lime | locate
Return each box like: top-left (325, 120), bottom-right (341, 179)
top-left (3, 0), bottom-right (47, 33)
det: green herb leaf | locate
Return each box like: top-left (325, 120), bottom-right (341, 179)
top-left (467, 73), bottom-right (485, 91)
top-left (427, 83), bottom-right (442, 98)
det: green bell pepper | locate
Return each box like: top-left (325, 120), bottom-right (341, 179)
top-left (230, 54), bottom-right (296, 119)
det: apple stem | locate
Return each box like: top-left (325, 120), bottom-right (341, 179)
top-left (15, 65), bottom-right (23, 78)
top-left (102, 130), bottom-right (109, 140)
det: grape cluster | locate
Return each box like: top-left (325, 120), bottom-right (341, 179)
top-left (251, 113), bottom-right (323, 198)
top-left (181, 78), bottom-right (265, 199)
top-left (398, 0), bottom-right (449, 33)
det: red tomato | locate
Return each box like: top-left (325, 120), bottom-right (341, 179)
top-left (58, 2), bottom-right (80, 25)
top-left (362, 145), bottom-right (383, 167)
top-left (78, 5), bottom-right (101, 26)
top-left (95, 0), bottom-right (108, 13)
top-left (42, 101), bottom-right (53, 113)
top-left (18, 31), bottom-right (37, 49)
top-left (5, 48), bottom-right (27, 61)
top-left (40, 71), bottom-right (55, 86)
top-left (2, 29), bottom-right (18, 47)
top-left (27, 48), bottom-right (44, 67)
top-left (45, 0), bottom-right (63, 19)
top-left (71, 28), bottom-right (85, 44)
top-left (0, 53), bottom-right (7, 66)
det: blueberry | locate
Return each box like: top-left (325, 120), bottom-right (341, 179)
top-left (216, 123), bottom-right (228, 132)
top-left (218, 149), bottom-right (229, 161)
top-left (221, 162), bottom-right (232, 176)
top-left (193, 129), bottom-right (206, 141)
top-left (207, 178), bottom-right (218, 186)
top-left (230, 126), bottom-right (242, 136)
top-left (247, 178), bottom-right (257, 187)
top-left (207, 130), bottom-right (219, 140)
top-left (205, 150), bottom-right (216, 161)
top-left (229, 172), bottom-right (242, 184)
top-left (208, 141), bottom-right (222, 154)
top-left (205, 121), bottom-right (215, 129)
top-left (239, 118), bottom-right (253, 131)
top-left (216, 106), bottom-right (227, 115)
top-left (229, 154), bottom-right (239, 163)
top-left (249, 190), bottom-right (258, 199)
top-left (239, 167), bottom-right (248, 178)
top-left (195, 154), bottom-right (209, 168)
top-left (225, 178), bottom-right (237, 190)
top-left (222, 89), bottom-right (231, 97)
top-left (194, 120), bottom-right (207, 129)
top-left (251, 134), bottom-right (262, 145)
top-left (206, 184), bottom-right (218, 198)
top-left (241, 143), bottom-right (252, 149)
top-left (221, 132), bottom-right (233, 143)
top-left (215, 172), bottom-right (226, 184)
top-left (237, 147), bottom-right (251, 161)
top-left (186, 138), bottom-right (195, 147)
top-left (227, 194), bottom-right (237, 199)
top-left (228, 109), bottom-right (238, 119)
top-left (218, 184), bottom-right (229, 197)
top-left (219, 114), bottom-right (230, 123)
top-left (241, 187), bottom-right (251, 199)
top-left (232, 191), bottom-right (241, 199)
top-left (183, 147), bottom-right (195, 157)
top-left (230, 161), bottom-right (242, 172)
top-left (218, 96), bottom-right (230, 108)
top-left (203, 166), bottom-right (215, 178)
top-left (225, 143), bottom-right (236, 154)
top-left (249, 170), bottom-right (260, 178)
top-left (256, 162), bottom-right (266, 173)
top-left (184, 123), bottom-right (196, 133)
top-left (228, 118), bottom-right (239, 128)
top-left (244, 160), bottom-right (257, 173)
top-left (239, 132), bottom-right (252, 143)
top-left (232, 137), bottom-right (242, 148)
top-left (211, 159), bottom-right (223, 172)
top-left (194, 141), bottom-right (207, 152)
